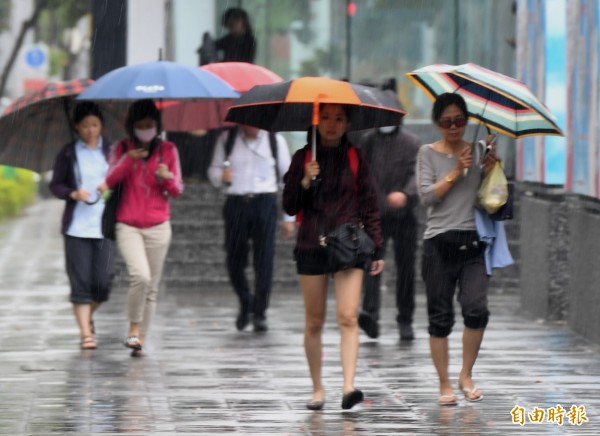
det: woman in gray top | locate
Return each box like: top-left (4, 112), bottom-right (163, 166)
top-left (416, 93), bottom-right (500, 406)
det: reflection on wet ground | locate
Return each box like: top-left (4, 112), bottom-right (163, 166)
top-left (1, 200), bottom-right (599, 435)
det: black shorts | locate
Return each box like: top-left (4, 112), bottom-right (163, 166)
top-left (294, 248), bottom-right (366, 275)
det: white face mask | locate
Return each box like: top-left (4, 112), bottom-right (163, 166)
top-left (134, 127), bottom-right (157, 143)
top-left (379, 126), bottom-right (396, 134)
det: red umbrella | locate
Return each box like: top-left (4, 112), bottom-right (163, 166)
top-left (201, 62), bottom-right (283, 93)
top-left (0, 79), bottom-right (125, 173)
top-left (160, 62), bottom-right (283, 132)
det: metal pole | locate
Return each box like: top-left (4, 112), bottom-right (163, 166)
top-left (346, 0), bottom-right (352, 80)
top-left (453, 0), bottom-right (459, 63)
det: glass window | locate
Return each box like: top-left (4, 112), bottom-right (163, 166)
top-left (211, 0), bottom-right (515, 150)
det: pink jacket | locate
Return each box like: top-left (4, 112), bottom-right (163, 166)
top-left (106, 138), bottom-right (183, 228)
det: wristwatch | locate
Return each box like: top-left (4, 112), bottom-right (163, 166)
top-left (445, 174), bottom-right (455, 183)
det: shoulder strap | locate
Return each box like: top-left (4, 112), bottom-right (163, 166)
top-left (295, 146), bottom-right (359, 224)
top-left (295, 147), bottom-right (313, 224)
top-left (269, 132), bottom-right (279, 182)
top-left (347, 146), bottom-right (359, 193)
top-left (224, 126), bottom-right (238, 160)
top-left (69, 140), bottom-right (82, 188)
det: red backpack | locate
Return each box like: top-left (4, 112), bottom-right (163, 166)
top-left (295, 146), bottom-right (359, 223)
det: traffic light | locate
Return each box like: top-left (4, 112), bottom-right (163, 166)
top-left (347, 2), bottom-right (357, 17)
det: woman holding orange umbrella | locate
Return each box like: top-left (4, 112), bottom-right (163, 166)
top-left (228, 76), bottom-right (403, 409)
top-left (283, 103), bottom-right (384, 410)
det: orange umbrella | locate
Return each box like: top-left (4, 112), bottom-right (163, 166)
top-left (225, 76), bottom-right (406, 157)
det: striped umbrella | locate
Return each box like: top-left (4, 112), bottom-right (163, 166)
top-left (0, 79), bottom-right (126, 173)
top-left (406, 63), bottom-right (563, 138)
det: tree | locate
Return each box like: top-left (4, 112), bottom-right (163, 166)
top-left (0, 0), bottom-right (50, 98)
top-left (0, 0), bottom-right (89, 97)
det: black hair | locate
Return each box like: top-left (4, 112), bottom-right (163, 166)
top-left (222, 7), bottom-right (254, 34)
top-left (380, 77), bottom-right (397, 93)
top-left (72, 101), bottom-right (104, 125)
top-left (431, 92), bottom-right (468, 124)
top-left (125, 99), bottom-right (162, 141)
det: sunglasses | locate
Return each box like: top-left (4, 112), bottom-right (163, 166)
top-left (438, 116), bottom-right (467, 129)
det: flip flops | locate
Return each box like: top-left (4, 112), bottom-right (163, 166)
top-left (438, 394), bottom-right (458, 406)
top-left (80, 336), bottom-right (97, 350)
top-left (306, 400), bottom-right (324, 410)
top-left (123, 336), bottom-right (142, 350)
top-left (130, 349), bottom-right (146, 358)
top-left (459, 384), bottom-right (483, 402)
top-left (341, 389), bottom-right (364, 410)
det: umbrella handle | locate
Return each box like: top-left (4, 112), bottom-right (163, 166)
top-left (311, 102), bottom-right (319, 160)
top-left (83, 189), bottom-right (103, 206)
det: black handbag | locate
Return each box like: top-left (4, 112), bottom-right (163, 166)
top-left (101, 183), bottom-right (123, 240)
top-left (489, 182), bottom-right (514, 221)
top-left (320, 222), bottom-right (376, 271)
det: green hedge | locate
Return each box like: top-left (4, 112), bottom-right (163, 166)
top-left (0, 166), bottom-right (38, 220)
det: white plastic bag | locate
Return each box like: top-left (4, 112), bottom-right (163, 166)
top-left (477, 161), bottom-right (508, 214)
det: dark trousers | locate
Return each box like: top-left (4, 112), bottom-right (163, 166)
top-left (64, 235), bottom-right (115, 304)
top-left (361, 214), bottom-right (417, 325)
top-left (223, 194), bottom-right (277, 318)
top-left (421, 238), bottom-right (490, 337)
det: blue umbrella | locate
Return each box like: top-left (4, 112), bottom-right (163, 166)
top-left (77, 60), bottom-right (239, 101)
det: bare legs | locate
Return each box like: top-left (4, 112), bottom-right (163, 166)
top-left (300, 274), bottom-right (328, 402)
top-left (458, 327), bottom-right (484, 399)
top-left (430, 336), bottom-right (453, 400)
top-left (73, 302), bottom-right (100, 347)
top-left (333, 269), bottom-right (363, 394)
top-left (300, 268), bottom-right (363, 402)
top-left (430, 327), bottom-right (485, 402)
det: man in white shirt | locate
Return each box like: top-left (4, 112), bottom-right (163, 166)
top-left (208, 124), bottom-right (294, 332)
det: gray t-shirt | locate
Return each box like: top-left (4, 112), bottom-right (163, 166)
top-left (416, 143), bottom-right (483, 239)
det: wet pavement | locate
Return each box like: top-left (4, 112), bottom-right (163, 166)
top-left (1, 198), bottom-right (599, 435)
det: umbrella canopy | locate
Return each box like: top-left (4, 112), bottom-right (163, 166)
top-left (225, 76), bottom-right (407, 132)
top-left (160, 62), bottom-right (283, 132)
top-left (76, 60), bottom-right (239, 101)
top-left (0, 79), bottom-right (126, 173)
top-left (406, 63), bottom-right (563, 138)
top-left (201, 62), bottom-right (283, 93)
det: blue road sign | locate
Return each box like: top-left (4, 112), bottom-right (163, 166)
top-left (24, 46), bottom-right (46, 69)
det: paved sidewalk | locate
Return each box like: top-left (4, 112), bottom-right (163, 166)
top-left (0, 199), bottom-right (599, 435)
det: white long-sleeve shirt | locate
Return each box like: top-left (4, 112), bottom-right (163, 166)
top-left (208, 128), bottom-right (294, 221)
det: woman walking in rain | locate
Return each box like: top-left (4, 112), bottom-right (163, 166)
top-left (283, 103), bottom-right (384, 410)
top-left (50, 101), bottom-right (115, 350)
top-left (416, 93), bottom-right (500, 405)
top-left (101, 99), bottom-right (183, 357)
